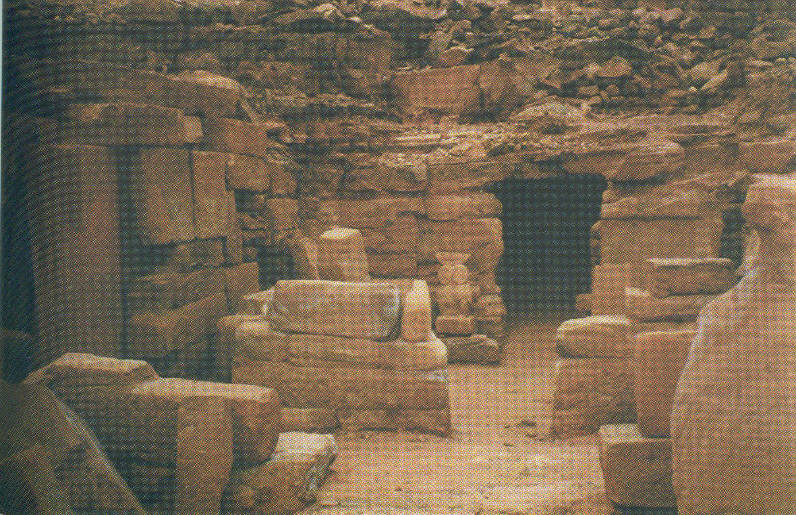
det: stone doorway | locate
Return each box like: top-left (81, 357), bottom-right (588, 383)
top-left (490, 175), bottom-right (606, 314)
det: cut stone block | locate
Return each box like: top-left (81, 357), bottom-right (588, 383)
top-left (555, 315), bottom-right (632, 358)
top-left (739, 138), bottom-right (796, 174)
top-left (590, 263), bottom-right (632, 315)
top-left (402, 280), bottom-right (432, 342)
top-left (65, 103), bottom-right (202, 146)
top-left (131, 147), bottom-right (196, 244)
top-left (222, 262), bottom-right (260, 315)
top-left (552, 358), bottom-right (635, 436)
top-left (444, 334), bottom-right (500, 364)
top-left (127, 378), bottom-right (281, 465)
top-left (391, 64), bottom-right (481, 116)
top-left (424, 193), bottom-right (502, 221)
top-left (127, 269), bottom-right (224, 312)
top-left (223, 194), bottom-right (244, 265)
top-left (435, 314), bottom-right (475, 336)
top-left (241, 289), bottom-right (274, 316)
top-left (31, 352), bottom-right (158, 389)
top-left (608, 139), bottom-right (685, 182)
top-left (234, 323), bottom-right (447, 371)
top-left (127, 294), bottom-right (227, 358)
top-left (625, 288), bottom-right (713, 322)
top-left (202, 117), bottom-right (286, 158)
top-left (225, 153), bottom-right (271, 192)
top-left (175, 396), bottom-right (233, 515)
top-left (233, 361), bottom-right (449, 411)
top-left (28, 145), bottom-right (123, 362)
top-left (598, 424), bottom-right (676, 508)
top-left (214, 314), bottom-right (262, 382)
top-left (267, 280), bottom-right (401, 340)
top-left (316, 228), bottom-right (371, 282)
top-left (224, 433), bottom-right (337, 514)
top-left (281, 408), bottom-right (339, 433)
top-left (643, 257), bottom-right (736, 297)
top-left (192, 151), bottom-right (229, 239)
top-left (634, 330), bottom-right (695, 438)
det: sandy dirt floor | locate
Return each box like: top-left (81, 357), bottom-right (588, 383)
top-left (303, 312), bottom-right (626, 514)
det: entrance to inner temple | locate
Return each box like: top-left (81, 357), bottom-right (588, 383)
top-left (490, 175), bottom-right (606, 314)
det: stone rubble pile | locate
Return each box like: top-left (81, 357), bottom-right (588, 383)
top-left (223, 279), bottom-right (453, 435)
top-left (23, 352), bottom-right (337, 514)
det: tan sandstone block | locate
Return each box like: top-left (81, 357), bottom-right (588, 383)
top-left (223, 262), bottom-right (260, 314)
top-left (267, 280), bottom-right (401, 340)
top-left (435, 315), bottom-right (475, 336)
top-left (289, 237), bottom-right (321, 279)
top-left (402, 280), bottom-right (432, 342)
top-left (202, 117), bottom-right (285, 158)
top-left (643, 257), bottom-right (736, 297)
top-left (225, 153), bottom-right (271, 192)
top-left (175, 397), bottom-right (233, 515)
top-left (316, 227), bottom-right (371, 282)
top-left (241, 289), bottom-right (274, 316)
top-left (634, 330), bottom-right (695, 438)
top-left (555, 315), bottom-right (632, 358)
top-left (599, 424), bottom-right (676, 508)
top-left (191, 151), bottom-right (229, 239)
top-left (625, 288), bottom-right (713, 322)
top-left (214, 314), bottom-right (262, 382)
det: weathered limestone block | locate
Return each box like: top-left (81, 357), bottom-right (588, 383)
top-left (599, 424), bottom-right (676, 508)
top-left (131, 147), bottom-right (196, 244)
top-left (192, 150), bottom-right (229, 239)
top-left (424, 193), bottom-right (502, 221)
top-left (671, 176), bottom-right (796, 514)
top-left (64, 103), bottom-right (201, 146)
top-left (214, 314), bottom-right (262, 382)
top-left (222, 262), bottom-right (260, 315)
top-left (598, 218), bottom-right (723, 264)
top-left (333, 197), bottom-right (424, 229)
top-left (739, 138), bottom-right (796, 173)
top-left (127, 294), bottom-right (227, 358)
top-left (435, 314), bottom-right (476, 335)
top-left (233, 361), bottom-right (449, 411)
top-left (552, 358), bottom-right (635, 436)
top-left (555, 315), bottom-right (632, 358)
top-left (225, 153), bottom-right (271, 192)
top-left (444, 334), bottom-right (500, 364)
top-left (175, 396), bottom-right (233, 515)
top-left (202, 117), bottom-right (286, 158)
top-left (391, 64), bottom-right (481, 116)
top-left (267, 280), bottom-right (401, 340)
top-left (644, 257), bottom-right (736, 297)
top-left (224, 433), bottom-right (337, 515)
top-left (634, 330), bottom-right (695, 438)
top-left (590, 263), bottom-right (632, 315)
top-left (235, 322), bottom-right (447, 371)
top-left (127, 269), bottom-right (224, 312)
top-left (608, 139), bottom-right (685, 182)
top-left (402, 280), bottom-right (432, 342)
top-left (625, 288), bottom-right (713, 322)
top-left (316, 227), bottom-right (371, 281)
top-left (28, 145), bottom-right (123, 362)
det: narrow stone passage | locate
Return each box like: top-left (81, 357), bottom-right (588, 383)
top-left (307, 313), bottom-right (617, 514)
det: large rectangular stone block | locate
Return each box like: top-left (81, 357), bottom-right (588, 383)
top-left (232, 361), bottom-right (449, 411)
top-left (267, 280), bottom-right (401, 340)
top-left (202, 117), bottom-right (285, 158)
top-left (223, 262), bottom-right (261, 314)
top-left (391, 65), bottom-right (481, 116)
top-left (625, 288), bottom-right (713, 322)
top-left (402, 280), bottom-right (432, 342)
top-left (634, 329), bottom-right (695, 437)
top-left (28, 145), bottom-right (123, 362)
top-left (643, 257), bottom-right (736, 297)
top-left (555, 315), bottom-right (632, 358)
top-left (552, 358), bottom-right (635, 436)
top-left (192, 150), bottom-right (229, 239)
top-left (598, 424), bottom-right (676, 508)
top-left (127, 269), bottom-right (224, 312)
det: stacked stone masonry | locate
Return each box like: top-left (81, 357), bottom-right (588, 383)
top-left (24, 352), bottom-right (337, 514)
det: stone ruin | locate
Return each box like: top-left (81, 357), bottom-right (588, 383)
top-left (2, 0), bottom-right (796, 509)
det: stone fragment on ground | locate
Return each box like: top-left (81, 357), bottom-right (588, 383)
top-left (444, 334), bottom-right (500, 364)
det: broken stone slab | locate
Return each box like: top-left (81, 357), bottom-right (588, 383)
top-left (316, 227), bottom-right (371, 282)
top-left (599, 424), bottom-right (676, 508)
top-left (281, 408), bottom-right (339, 433)
top-left (633, 330), bottom-right (695, 438)
top-left (234, 321), bottom-right (447, 371)
top-left (224, 433), bottom-right (337, 515)
top-left (267, 280), bottom-right (401, 340)
top-left (402, 280), bottom-right (432, 342)
top-left (444, 334), bottom-right (500, 364)
top-left (63, 103), bottom-right (202, 146)
top-left (643, 257), bottom-right (736, 297)
top-left (175, 396), bottom-right (233, 515)
top-left (555, 315), bottom-right (632, 358)
top-left (552, 358), bottom-right (635, 436)
top-left (222, 262), bottom-right (260, 315)
top-left (625, 287), bottom-right (714, 322)
top-left (435, 315), bottom-right (476, 336)
top-left (233, 361), bottom-right (449, 411)
top-left (29, 352), bottom-right (158, 390)
top-left (608, 139), bottom-right (685, 182)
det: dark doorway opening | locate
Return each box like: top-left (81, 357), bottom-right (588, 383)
top-left (490, 175), bottom-right (606, 313)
